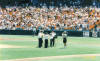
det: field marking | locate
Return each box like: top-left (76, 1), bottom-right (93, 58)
top-left (0, 38), bottom-right (36, 41)
top-left (0, 44), bottom-right (28, 48)
top-left (1, 54), bottom-right (100, 61)
top-left (0, 37), bottom-right (37, 41)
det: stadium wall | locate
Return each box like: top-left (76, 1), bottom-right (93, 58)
top-left (0, 30), bottom-right (83, 37)
top-left (0, 30), bottom-right (100, 37)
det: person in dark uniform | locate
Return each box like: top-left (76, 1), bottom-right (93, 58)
top-left (62, 31), bottom-right (67, 48)
top-left (38, 30), bottom-right (44, 48)
top-left (44, 32), bottom-right (49, 48)
top-left (50, 33), bottom-right (54, 47)
top-left (50, 31), bottom-right (56, 47)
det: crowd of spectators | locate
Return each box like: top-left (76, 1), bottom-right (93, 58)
top-left (0, 6), bottom-right (100, 31)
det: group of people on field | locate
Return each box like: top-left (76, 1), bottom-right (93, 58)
top-left (38, 30), bottom-right (67, 48)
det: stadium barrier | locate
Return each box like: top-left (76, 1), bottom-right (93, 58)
top-left (0, 30), bottom-right (83, 36)
top-left (97, 32), bottom-right (100, 37)
top-left (0, 30), bottom-right (99, 37)
top-left (89, 31), bottom-right (100, 37)
top-left (0, 30), bottom-right (33, 35)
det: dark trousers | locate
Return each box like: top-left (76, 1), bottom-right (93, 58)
top-left (63, 38), bottom-right (67, 43)
top-left (44, 39), bottom-right (48, 48)
top-left (50, 38), bottom-right (55, 47)
top-left (38, 38), bottom-right (43, 48)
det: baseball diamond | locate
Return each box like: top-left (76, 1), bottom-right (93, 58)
top-left (0, 0), bottom-right (100, 61)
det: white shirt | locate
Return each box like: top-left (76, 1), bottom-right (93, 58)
top-left (38, 32), bottom-right (44, 38)
top-left (50, 32), bottom-right (56, 39)
top-left (44, 34), bottom-right (49, 39)
top-left (62, 33), bottom-right (67, 38)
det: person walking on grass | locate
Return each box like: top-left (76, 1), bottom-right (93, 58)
top-left (62, 31), bottom-right (67, 48)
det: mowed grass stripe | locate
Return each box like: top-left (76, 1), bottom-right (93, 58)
top-left (0, 35), bottom-right (100, 60)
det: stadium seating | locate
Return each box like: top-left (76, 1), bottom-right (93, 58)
top-left (0, 6), bottom-right (100, 31)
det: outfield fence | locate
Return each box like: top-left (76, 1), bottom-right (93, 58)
top-left (0, 30), bottom-right (100, 37)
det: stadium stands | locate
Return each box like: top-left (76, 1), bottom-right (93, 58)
top-left (0, 6), bottom-right (100, 31)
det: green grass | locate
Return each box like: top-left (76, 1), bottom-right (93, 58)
top-left (0, 35), bottom-right (100, 61)
top-left (36, 56), bottom-right (100, 61)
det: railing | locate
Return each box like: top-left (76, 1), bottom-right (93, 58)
top-left (89, 20), bottom-right (100, 30)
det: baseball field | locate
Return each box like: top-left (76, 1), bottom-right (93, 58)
top-left (0, 35), bottom-right (100, 61)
